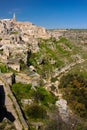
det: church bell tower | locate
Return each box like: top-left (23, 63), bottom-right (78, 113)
top-left (13, 13), bottom-right (16, 22)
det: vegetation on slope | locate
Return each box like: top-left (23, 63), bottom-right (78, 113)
top-left (10, 35), bottom-right (87, 130)
top-left (59, 73), bottom-right (87, 119)
top-left (0, 63), bottom-right (8, 73)
top-left (11, 82), bottom-right (57, 128)
top-left (26, 37), bottom-right (83, 80)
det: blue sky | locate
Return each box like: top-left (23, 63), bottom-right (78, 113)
top-left (0, 0), bottom-right (87, 29)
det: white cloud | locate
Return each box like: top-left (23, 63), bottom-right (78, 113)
top-left (8, 8), bottom-right (21, 15)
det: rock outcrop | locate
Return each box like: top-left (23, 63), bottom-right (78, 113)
top-left (56, 99), bottom-right (69, 122)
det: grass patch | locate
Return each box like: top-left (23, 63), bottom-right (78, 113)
top-left (0, 63), bottom-right (8, 73)
top-left (11, 31), bottom-right (18, 35)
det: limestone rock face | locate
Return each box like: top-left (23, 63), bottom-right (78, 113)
top-left (56, 99), bottom-right (69, 122)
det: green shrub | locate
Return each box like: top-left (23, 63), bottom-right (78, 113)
top-left (19, 59), bottom-right (26, 70)
top-left (74, 102), bottom-right (86, 118)
top-left (0, 64), bottom-right (7, 73)
top-left (31, 87), bottom-right (57, 105)
top-left (51, 77), bottom-right (57, 82)
top-left (0, 49), bottom-right (3, 54)
top-left (11, 31), bottom-right (18, 34)
top-left (0, 37), bottom-right (2, 41)
top-left (26, 104), bottom-right (47, 119)
top-left (12, 83), bottom-right (32, 102)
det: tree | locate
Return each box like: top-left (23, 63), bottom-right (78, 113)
top-left (26, 50), bottom-right (32, 66)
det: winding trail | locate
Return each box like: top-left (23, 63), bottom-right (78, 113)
top-left (45, 58), bottom-right (86, 122)
top-left (45, 58), bottom-right (85, 95)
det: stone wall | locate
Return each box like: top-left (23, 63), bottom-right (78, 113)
top-left (0, 74), bottom-right (29, 130)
